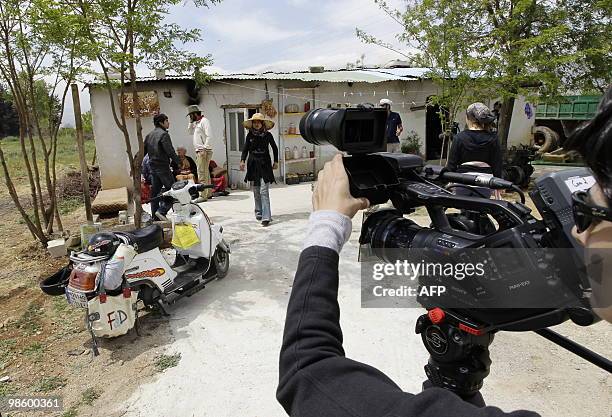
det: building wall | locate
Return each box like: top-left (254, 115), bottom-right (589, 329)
top-left (90, 78), bottom-right (534, 190)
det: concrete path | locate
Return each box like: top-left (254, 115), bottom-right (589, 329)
top-left (120, 183), bottom-right (611, 417)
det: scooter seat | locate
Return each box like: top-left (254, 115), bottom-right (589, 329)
top-left (117, 225), bottom-right (164, 253)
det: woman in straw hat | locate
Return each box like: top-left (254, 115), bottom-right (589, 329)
top-left (240, 113), bottom-right (279, 227)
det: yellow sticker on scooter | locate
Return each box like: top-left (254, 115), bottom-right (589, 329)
top-left (172, 224), bottom-right (201, 249)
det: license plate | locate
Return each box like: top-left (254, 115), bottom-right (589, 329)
top-left (65, 289), bottom-right (88, 308)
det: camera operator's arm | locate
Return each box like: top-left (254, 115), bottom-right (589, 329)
top-left (277, 155), bottom-right (540, 417)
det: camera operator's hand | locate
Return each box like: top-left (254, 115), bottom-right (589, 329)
top-left (313, 154), bottom-right (369, 218)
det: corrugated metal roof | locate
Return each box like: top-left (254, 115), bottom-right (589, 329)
top-left (88, 67), bottom-right (432, 87)
top-left (212, 68), bottom-right (426, 83)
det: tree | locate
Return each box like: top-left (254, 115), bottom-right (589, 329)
top-left (49, 0), bottom-right (218, 227)
top-left (0, 86), bottom-right (19, 138)
top-left (0, 0), bottom-right (88, 244)
top-left (359, 0), bottom-right (592, 152)
top-left (555, 0), bottom-right (611, 94)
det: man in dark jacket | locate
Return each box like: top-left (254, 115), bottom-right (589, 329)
top-left (144, 113), bottom-right (180, 221)
top-left (276, 154), bottom-right (542, 417)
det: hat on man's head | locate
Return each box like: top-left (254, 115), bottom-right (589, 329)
top-left (379, 98), bottom-right (393, 106)
top-left (466, 102), bottom-right (496, 124)
top-left (243, 113), bottom-right (274, 130)
top-left (187, 104), bottom-right (202, 116)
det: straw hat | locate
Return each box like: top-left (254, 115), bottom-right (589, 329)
top-left (243, 113), bottom-right (275, 130)
top-left (186, 104), bottom-right (202, 116)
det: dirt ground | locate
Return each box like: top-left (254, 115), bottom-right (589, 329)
top-left (0, 172), bottom-right (610, 417)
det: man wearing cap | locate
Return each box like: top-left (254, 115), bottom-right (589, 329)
top-left (380, 99), bottom-right (403, 153)
top-left (187, 104), bottom-right (214, 202)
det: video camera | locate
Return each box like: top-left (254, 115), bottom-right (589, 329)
top-left (300, 107), bottom-right (606, 397)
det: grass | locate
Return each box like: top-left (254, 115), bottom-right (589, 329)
top-left (61, 406), bottom-right (79, 417)
top-left (0, 338), bottom-right (17, 366)
top-left (0, 382), bottom-right (17, 396)
top-left (0, 132), bottom-right (95, 188)
top-left (35, 376), bottom-right (67, 393)
top-left (22, 342), bottom-right (45, 363)
top-left (58, 196), bottom-right (85, 215)
top-left (80, 387), bottom-right (101, 406)
top-left (14, 302), bottom-right (43, 335)
top-left (154, 353), bottom-right (181, 372)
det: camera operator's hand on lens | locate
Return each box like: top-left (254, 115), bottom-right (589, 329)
top-left (314, 154), bottom-right (369, 218)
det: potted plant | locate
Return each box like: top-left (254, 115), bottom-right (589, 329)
top-left (401, 130), bottom-right (422, 156)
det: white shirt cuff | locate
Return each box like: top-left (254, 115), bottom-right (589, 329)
top-left (303, 210), bottom-right (352, 254)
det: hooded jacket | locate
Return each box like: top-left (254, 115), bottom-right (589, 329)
top-left (446, 130), bottom-right (503, 177)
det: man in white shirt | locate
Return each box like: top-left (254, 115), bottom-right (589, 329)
top-left (187, 105), bottom-right (213, 202)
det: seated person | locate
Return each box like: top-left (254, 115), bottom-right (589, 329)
top-left (171, 146), bottom-right (198, 182)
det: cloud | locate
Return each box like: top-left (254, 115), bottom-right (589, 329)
top-left (204, 12), bottom-right (309, 43)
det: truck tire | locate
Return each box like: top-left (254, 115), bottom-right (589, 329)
top-left (533, 126), bottom-right (560, 154)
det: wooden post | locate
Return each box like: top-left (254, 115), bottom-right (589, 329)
top-left (71, 83), bottom-right (93, 224)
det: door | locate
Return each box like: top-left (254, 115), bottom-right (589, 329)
top-left (224, 108), bottom-right (258, 188)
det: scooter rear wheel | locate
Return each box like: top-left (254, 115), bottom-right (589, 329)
top-left (214, 248), bottom-right (230, 279)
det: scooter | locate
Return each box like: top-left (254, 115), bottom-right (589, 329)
top-left (40, 180), bottom-right (231, 352)
top-left (118, 180), bottom-right (231, 314)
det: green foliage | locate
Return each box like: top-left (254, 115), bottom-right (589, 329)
top-left (80, 387), bottom-right (101, 406)
top-left (154, 353), bottom-right (181, 372)
top-left (401, 131), bottom-right (422, 155)
top-left (0, 131), bottom-right (95, 187)
top-left (81, 111), bottom-right (93, 138)
top-left (359, 0), bottom-right (610, 149)
top-left (22, 341), bottom-right (45, 363)
top-left (15, 302), bottom-right (43, 335)
top-left (61, 407), bottom-right (79, 417)
top-left (35, 376), bottom-right (67, 392)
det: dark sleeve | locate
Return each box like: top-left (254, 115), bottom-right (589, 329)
top-left (161, 132), bottom-right (180, 167)
top-left (268, 132), bottom-right (279, 163)
top-left (276, 246), bottom-right (539, 417)
top-left (241, 133), bottom-right (252, 162)
top-left (446, 135), bottom-right (462, 172)
top-left (490, 136), bottom-right (503, 178)
top-left (397, 113), bottom-right (402, 126)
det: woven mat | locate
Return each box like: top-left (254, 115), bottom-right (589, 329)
top-left (92, 187), bottom-right (128, 214)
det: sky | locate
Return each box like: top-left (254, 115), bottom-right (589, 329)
top-left (64, 0), bottom-right (408, 124)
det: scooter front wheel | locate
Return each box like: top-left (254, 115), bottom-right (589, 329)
top-left (214, 247), bottom-right (230, 279)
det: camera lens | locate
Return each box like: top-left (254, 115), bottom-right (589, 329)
top-left (360, 210), bottom-right (422, 261)
top-left (299, 109), bottom-right (344, 147)
top-left (300, 108), bottom-right (387, 154)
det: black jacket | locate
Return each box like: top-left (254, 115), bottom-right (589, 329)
top-left (277, 246), bottom-right (540, 417)
top-left (144, 127), bottom-right (180, 171)
top-left (241, 131), bottom-right (279, 185)
top-left (446, 130), bottom-right (503, 177)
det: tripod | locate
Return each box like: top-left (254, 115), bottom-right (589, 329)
top-left (416, 308), bottom-right (493, 401)
top-left (416, 308), bottom-right (612, 402)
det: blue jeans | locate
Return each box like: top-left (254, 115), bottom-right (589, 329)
top-left (150, 169), bottom-right (175, 216)
top-left (252, 181), bottom-right (271, 221)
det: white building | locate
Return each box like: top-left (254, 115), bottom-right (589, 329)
top-left (88, 68), bottom-right (535, 190)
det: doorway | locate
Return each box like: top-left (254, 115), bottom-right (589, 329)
top-left (224, 107), bottom-right (258, 187)
top-left (425, 98), bottom-right (449, 161)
